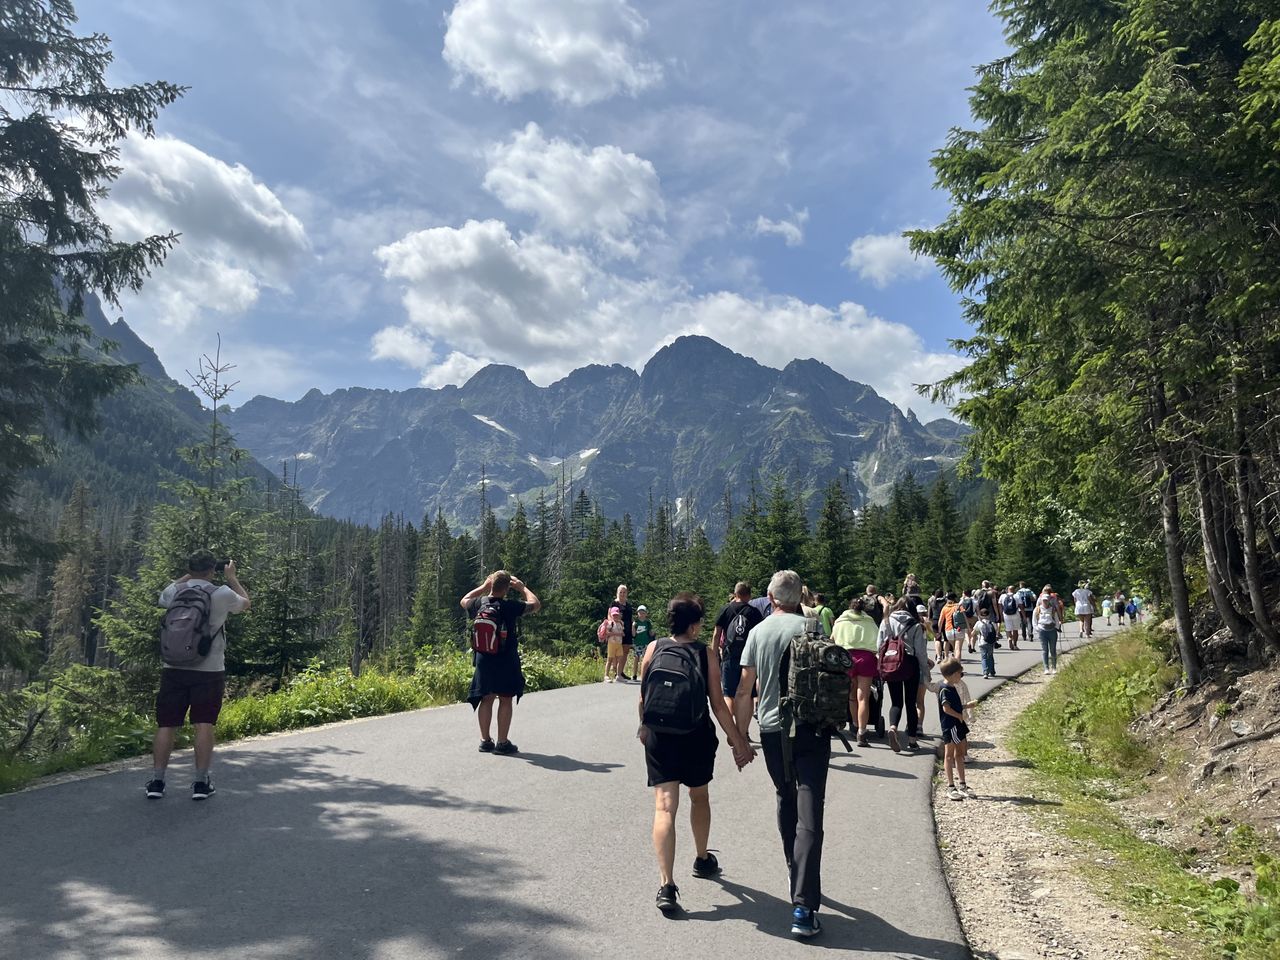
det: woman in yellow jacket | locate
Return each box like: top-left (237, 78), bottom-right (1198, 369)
top-left (830, 596), bottom-right (880, 747)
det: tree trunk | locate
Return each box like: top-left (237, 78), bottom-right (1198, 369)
top-left (1152, 382), bottom-right (1201, 685)
top-left (1194, 455), bottom-right (1253, 647)
top-left (1232, 388), bottom-right (1280, 653)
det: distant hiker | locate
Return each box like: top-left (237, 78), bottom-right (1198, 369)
top-left (959, 590), bottom-right (978, 652)
top-left (862, 584), bottom-right (886, 627)
top-left (831, 596), bottom-right (880, 747)
top-left (1033, 584), bottom-right (1062, 675)
top-left (461, 570), bottom-right (541, 754)
top-left (913, 603), bottom-right (933, 734)
top-left (735, 570), bottom-right (842, 938)
top-left (1112, 590), bottom-right (1127, 626)
top-left (599, 606), bottom-right (626, 682)
top-left (938, 658), bottom-right (977, 800)
top-left (1102, 595), bottom-right (1113, 625)
top-left (639, 592), bottom-right (754, 915)
top-left (714, 581), bottom-right (765, 712)
top-left (975, 580), bottom-right (997, 631)
top-left (974, 608), bottom-right (998, 679)
top-left (1015, 581), bottom-right (1036, 636)
top-left (147, 550), bottom-right (251, 801)
top-left (800, 585), bottom-right (819, 621)
top-left (1126, 598), bottom-right (1139, 623)
top-left (813, 593), bottom-right (835, 637)
top-left (927, 588), bottom-right (946, 636)
top-left (1131, 594), bottom-right (1144, 622)
top-left (1000, 585), bottom-right (1023, 650)
top-left (614, 585), bottom-right (635, 680)
top-left (901, 573), bottom-right (925, 612)
top-left (878, 598), bottom-right (930, 753)
top-left (631, 604), bottom-right (654, 677)
top-left (1072, 581), bottom-right (1095, 638)
top-left (940, 592), bottom-right (967, 661)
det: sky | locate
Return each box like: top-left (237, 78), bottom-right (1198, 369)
top-left (79, 0), bottom-right (1010, 421)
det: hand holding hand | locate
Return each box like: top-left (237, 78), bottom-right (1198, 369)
top-left (731, 739), bottom-right (756, 770)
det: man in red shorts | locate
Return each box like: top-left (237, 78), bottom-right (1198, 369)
top-left (147, 550), bottom-right (251, 800)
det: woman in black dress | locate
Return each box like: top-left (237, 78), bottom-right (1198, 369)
top-left (638, 592), bottom-right (755, 914)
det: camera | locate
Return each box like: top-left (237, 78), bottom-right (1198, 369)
top-left (214, 559), bottom-right (231, 573)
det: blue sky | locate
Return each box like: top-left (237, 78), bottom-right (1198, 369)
top-left (81, 0), bottom-right (1009, 420)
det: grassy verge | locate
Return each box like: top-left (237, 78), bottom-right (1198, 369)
top-left (0, 651), bottom-right (602, 794)
top-left (1010, 626), bottom-right (1280, 959)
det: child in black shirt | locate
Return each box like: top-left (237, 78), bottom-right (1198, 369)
top-left (939, 658), bottom-right (977, 801)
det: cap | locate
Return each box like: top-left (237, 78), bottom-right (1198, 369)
top-left (916, 604), bottom-right (927, 614)
top-left (636, 604), bottom-right (647, 611)
top-left (609, 606), bottom-right (621, 616)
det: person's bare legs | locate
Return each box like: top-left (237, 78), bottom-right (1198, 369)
top-left (944, 743), bottom-right (956, 786)
top-left (855, 675), bottom-right (872, 734)
top-left (496, 695), bottom-right (513, 742)
top-left (477, 694), bottom-right (496, 740)
top-left (956, 741), bottom-right (969, 785)
top-left (193, 723), bottom-right (215, 770)
top-left (152, 726), bottom-right (177, 770)
top-left (653, 782), bottom-right (680, 885)
top-left (689, 784), bottom-right (711, 859)
top-left (915, 683), bottom-right (927, 733)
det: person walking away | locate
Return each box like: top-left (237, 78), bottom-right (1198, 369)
top-left (631, 604), bottom-right (654, 678)
top-left (733, 570), bottom-right (832, 938)
top-left (861, 584), bottom-right (886, 629)
top-left (830, 597), bottom-right (879, 747)
top-left (813, 593), bottom-right (835, 637)
top-left (1102, 595), bottom-right (1113, 625)
top-left (938, 658), bottom-right (978, 800)
top-left (1072, 581), bottom-right (1095, 638)
top-left (148, 550), bottom-right (251, 800)
top-left (1113, 590), bottom-right (1127, 626)
top-left (1033, 584), bottom-right (1062, 675)
top-left (1131, 594), bottom-right (1144, 622)
top-left (461, 570), bottom-right (541, 754)
top-left (1126, 598), bottom-right (1139, 624)
top-left (959, 590), bottom-right (978, 652)
top-left (713, 582), bottom-right (764, 714)
top-left (641, 593), bottom-right (754, 915)
top-left (614, 585), bottom-right (635, 680)
top-left (944, 592), bottom-right (968, 661)
top-left (1000, 585), bottom-right (1022, 650)
top-left (878, 598), bottom-right (930, 753)
top-left (974, 608), bottom-right (998, 679)
top-left (927, 588), bottom-right (946, 638)
top-left (975, 581), bottom-right (997, 639)
top-left (599, 607), bottom-right (626, 682)
top-left (1016, 581), bottom-right (1036, 636)
top-left (913, 603), bottom-right (934, 736)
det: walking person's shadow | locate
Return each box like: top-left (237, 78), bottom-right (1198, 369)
top-left (516, 752), bottom-right (623, 774)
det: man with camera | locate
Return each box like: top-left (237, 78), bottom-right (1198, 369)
top-left (147, 550), bottom-right (251, 800)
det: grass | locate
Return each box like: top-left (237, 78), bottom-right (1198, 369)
top-left (0, 650), bottom-right (602, 794)
top-left (1010, 626), bottom-right (1280, 959)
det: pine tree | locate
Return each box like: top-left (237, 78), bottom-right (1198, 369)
top-left (0, 1), bottom-right (183, 667)
top-left (48, 480), bottom-right (99, 665)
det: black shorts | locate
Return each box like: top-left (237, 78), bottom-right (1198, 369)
top-left (645, 722), bottom-right (718, 788)
top-left (720, 656), bottom-right (757, 698)
top-left (942, 722), bottom-right (969, 745)
top-left (156, 669), bottom-right (226, 727)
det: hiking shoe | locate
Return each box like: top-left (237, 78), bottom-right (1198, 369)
top-left (656, 883), bottom-right (680, 914)
top-left (856, 733), bottom-right (870, 748)
top-left (907, 739), bottom-right (919, 750)
top-left (191, 780), bottom-right (215, 801)
top-left (494, 740), bottom-right (518, 755)
top-left (960, 783), bottom-right (978, 799)
top-left (948, 786), bottom-right (965, 801)
top-left (888, 728), bottom-right (901, 753)
top-left (791, 907), bottom-right (822, 938)
top-left (692, 853), bottom-right (722, 878)
top-left (478, 739), bottom-right (495, 752)
top-left (144, 779), bottom-right (165, 799)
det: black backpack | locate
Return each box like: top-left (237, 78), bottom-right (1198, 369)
top-left (159, 583), bottom-right (218, 665)
top-left (961, 596), bottom-right (975, 617)
top-left (726, 606), bottom-right (756, 657)
top-left (1001, 593), bottom-right (1019, 615)
top-left (642, 639), bottom-right (708, 735)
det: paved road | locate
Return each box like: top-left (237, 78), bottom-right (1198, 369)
top-left (0, 621), bottom-right (1119, 960)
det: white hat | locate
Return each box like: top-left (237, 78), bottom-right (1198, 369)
top-left (636, 604), bottom-right (647, 612)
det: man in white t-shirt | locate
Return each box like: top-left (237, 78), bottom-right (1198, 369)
top-left (147, 550), bottom-right (250, 801)
top-left (1071, 581), bottom-right (1095, 639)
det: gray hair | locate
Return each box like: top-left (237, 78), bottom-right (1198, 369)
top-left (767, 569), bottom-right (803, 609)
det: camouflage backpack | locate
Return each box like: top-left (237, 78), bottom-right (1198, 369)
top-left (782, 618), bottom-right (853, 736)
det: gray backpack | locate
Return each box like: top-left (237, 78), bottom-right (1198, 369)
top-left (160, 583), bottom-right (217, 665)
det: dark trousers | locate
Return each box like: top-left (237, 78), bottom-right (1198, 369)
top-left (760, 724), bottom-right (831, 910)
top-left (886, 664), bottom-right (920, 732)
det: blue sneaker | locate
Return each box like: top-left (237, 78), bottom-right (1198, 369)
top-left (791, 906), bottom-right (822, 938)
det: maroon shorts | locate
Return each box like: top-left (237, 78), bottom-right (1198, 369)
top-left (848, 648), bottom-right (878, 679)
top-left (156, 669), bottom-right (226, 727)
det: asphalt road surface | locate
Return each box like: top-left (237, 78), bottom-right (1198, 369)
top-left (0, 620), bottom-right (1120, 959)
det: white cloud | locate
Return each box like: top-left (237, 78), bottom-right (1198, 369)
top-left (483, 123), bottom-right (664, 257)
top-left (100, 135), bottom-right (310, 329)
top-left (442, 0), bottom-right (662, 105)
top-left (373, 218), bottom-right (960, 418)
top-left (844, 230), bottom-right (931, 287)
top-left (753, 207), bottom-right (809, 247)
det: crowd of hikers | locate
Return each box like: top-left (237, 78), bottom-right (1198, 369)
top-left (142, 553), bottom-right (1141, 938)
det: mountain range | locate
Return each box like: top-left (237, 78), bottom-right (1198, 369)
top-left (225, 335), bottom-right (968, 530)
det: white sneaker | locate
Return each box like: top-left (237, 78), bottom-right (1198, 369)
top-left (1043, 668), bottom-right (1051, 675)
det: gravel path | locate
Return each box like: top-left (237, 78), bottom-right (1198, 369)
top-left (931, 623), bottom-right (1150, 960)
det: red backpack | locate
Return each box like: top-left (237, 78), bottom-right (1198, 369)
top-left (878, 619), bottom-right (912, 681)
top-left (471, 597), bottom-right (507, 655)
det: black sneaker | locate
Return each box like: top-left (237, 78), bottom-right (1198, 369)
top-left (692, 853), bottom-right (721, 878)
top-left (478, 739), bottom-right (495, 753)
top-left (191, 780), bottom-right (215, 801)
top-left (144, 779), bottom-right (165, 799)
top-left (494, 740), bottom-right (518, 755)
top-left (655, 883), bottom-right (680, 914)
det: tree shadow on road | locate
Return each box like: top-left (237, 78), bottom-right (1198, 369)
top-left (516, 752), bottom-right (623, 774)
top-left (674, 877), bottom-right (969, 957)
top-left (0, 744), bottom-right (572, 960)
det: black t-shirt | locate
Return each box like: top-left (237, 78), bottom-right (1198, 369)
top-left (939, 684), bottom-right (965, 733)
top-left (976, 590), bottom-right (995, 615)
top-left (715, 600), bottom-right (764, 657)
top-left (928, 595), bottom-right (946, 624)
top-left (863, 594), bottom-right (885, 626)
top-left (468, 596), bottom-right (528, 653)
top-left (611, 600), bottom-right (634, 642)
